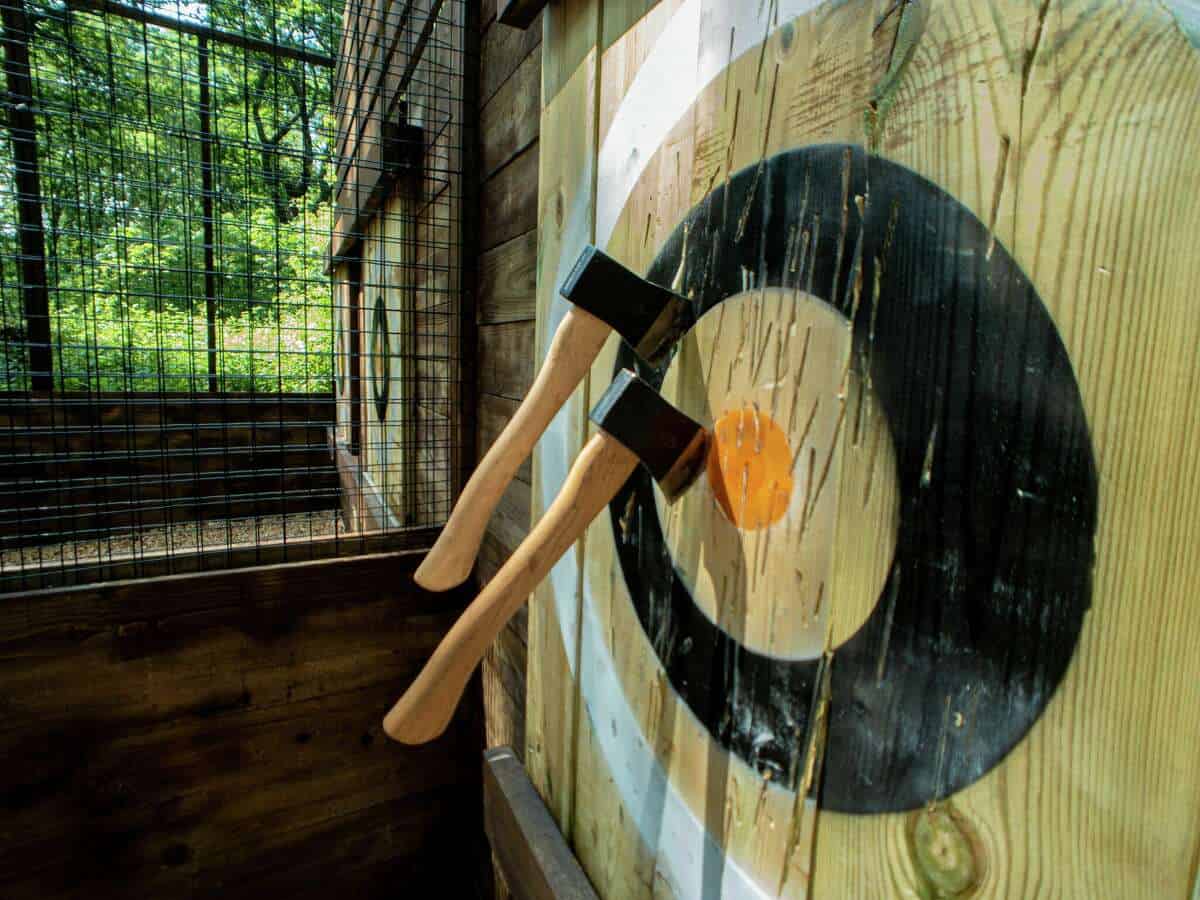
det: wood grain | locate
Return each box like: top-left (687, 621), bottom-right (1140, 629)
top-left (810, 2), bottom-right (1200, 896)
top-left (477, 232), bottom-right (540, 328)
top-left (481, 143), bottom-right (542, 252)
top-left (483, 629), bottom-right (528, 753)
top-left (479, 231), bottom-right (539, 325)
top-left (484, 746), bottom-right (599, 900)
top-left (482, 46), bottom-right (543, 179)
top-left (474, 5), bottom-right (543, 861)
top-left (525, 0), bottom-right (602, 842)
top-left (497, 0), bottom-right (550, 32)
top-left (482, 7), bottom-right (545, 107)
top-left (478, 392), bottom-right (533, 483)
top-left (479, 320), bottom-right (538, 399)
top-left (531, 0), bottom-right (1200, 897)
top-left (0, 550), bottom-right (485, 899)
top-left (656, 288), bottom-right (897, 659)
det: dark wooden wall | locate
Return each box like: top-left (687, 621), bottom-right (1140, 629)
top-left (0, 550), bottom-right (487, 898)
top-left (475, 0), bottom-right (539, 767)
top-left (474, 4), bottom-right (540, 897)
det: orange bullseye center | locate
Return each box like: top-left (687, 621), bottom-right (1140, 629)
top-left (706, 407), bottom-right (794, 530)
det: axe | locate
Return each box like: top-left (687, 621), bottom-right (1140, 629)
top-left (385, 370), bottom-right (707, 744)
top-left (414, 246), bottom-right (690, 591)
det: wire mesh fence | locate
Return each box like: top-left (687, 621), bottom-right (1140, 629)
top-left (0, 0), bottom-right (468, 591)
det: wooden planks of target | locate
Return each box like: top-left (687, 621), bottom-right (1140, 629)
top-left (526, 0), bottom-right (1200, 897)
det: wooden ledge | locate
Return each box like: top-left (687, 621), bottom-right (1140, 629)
top-left (497, 0), bottom-right (548, 30)
top-left (483, 747), bottom-right (598, 900)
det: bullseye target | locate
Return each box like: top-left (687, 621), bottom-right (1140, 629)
top-left (610, 144), bottom-right (1099, 814)
top-left (651, 288), bottom-right (898, 663)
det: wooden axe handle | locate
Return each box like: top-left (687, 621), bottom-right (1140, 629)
top-left (384, 430), bottom-right (638, 744)
top-left (414, 307), bottom-right (612, 591)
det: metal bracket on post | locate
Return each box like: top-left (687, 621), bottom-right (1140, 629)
top-left (497, 0), bottom-right (549, 30)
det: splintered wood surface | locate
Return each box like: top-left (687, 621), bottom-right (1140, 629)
top-left (528, 0), bottom-right (1200, 897)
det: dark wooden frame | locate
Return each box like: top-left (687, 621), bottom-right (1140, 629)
top-left (483, 747), bottom-right (598, 900)
top-left (496, 0), bottom-right (548, 30)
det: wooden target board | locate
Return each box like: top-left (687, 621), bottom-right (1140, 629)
top-left (527, 1), bottom-right (1200, 897)
top-left (358, 187), bottom-right (418, 527)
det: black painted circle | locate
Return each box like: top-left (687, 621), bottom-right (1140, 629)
top-left (336, 319), bottom-right (347, 397)
top-left (371, 296), bottom-right (390, 422)
top-left (610, 145), bottom-right (1098, 814)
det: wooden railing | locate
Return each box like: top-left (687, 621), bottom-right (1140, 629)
top-left (0, 392), bottom-right (338, 546)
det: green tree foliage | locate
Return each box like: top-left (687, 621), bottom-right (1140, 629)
top-left (0, 0), bottom-right (341, 392)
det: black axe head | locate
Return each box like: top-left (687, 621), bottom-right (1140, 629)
top-left (589, 369), bottom-right (708, 502)
top-left (561, 245), bottom-right (691, 365)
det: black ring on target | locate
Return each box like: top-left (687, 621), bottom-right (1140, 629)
top-left (371, 295), bottom-right (390, 422)
top-left (336, 319), bottom-right (347, 397)
top-left (610, 144), bottom-right (1098, 814)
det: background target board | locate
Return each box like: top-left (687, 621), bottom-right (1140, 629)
top-left (371, 295), bottom-right (391, 422)
top-left (526, 0), bottom-right (1200, 898)
top-left (359, 207), bottom-right (418, 528)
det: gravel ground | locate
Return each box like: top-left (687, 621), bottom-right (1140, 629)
top-left (1, 509), bottom-right (343, 572)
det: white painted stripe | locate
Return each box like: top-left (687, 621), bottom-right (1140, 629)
top-left (596, 0), bottom-right (823, 247)
top-left (1165, 0), bottom-right (1200, 48)
top-left (539, 1), bottom-right (818, 897)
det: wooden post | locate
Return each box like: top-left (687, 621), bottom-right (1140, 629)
top-left (197, 35), bottom-right (218, 393)
top-left (1, 0), bottom-right (52, 392)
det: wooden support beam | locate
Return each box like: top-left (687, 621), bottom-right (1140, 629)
top-left (497, 0), bottom-right (548, 30)
top-left (197, 37), bottom-right (219, 393)
top-left (65, 0), bottom-right (335, 67)
top-left (483, 746), bottom-right (598, 900)
top-left (1, 546), bottom-right (468, 644)
top-left (3, 524), bottom-right (439, 592)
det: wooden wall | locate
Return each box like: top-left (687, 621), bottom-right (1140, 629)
top-left (0, 550), bottom-right (488, 898)
top-left (475, 1), bottom-right (540, 766)
top-left (0, 393), bottom-right (337, 546)
top-left (474, 4), bottom-right (542, 897)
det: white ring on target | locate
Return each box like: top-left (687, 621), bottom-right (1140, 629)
top-left (539, 1), bottom-right (824, 896)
